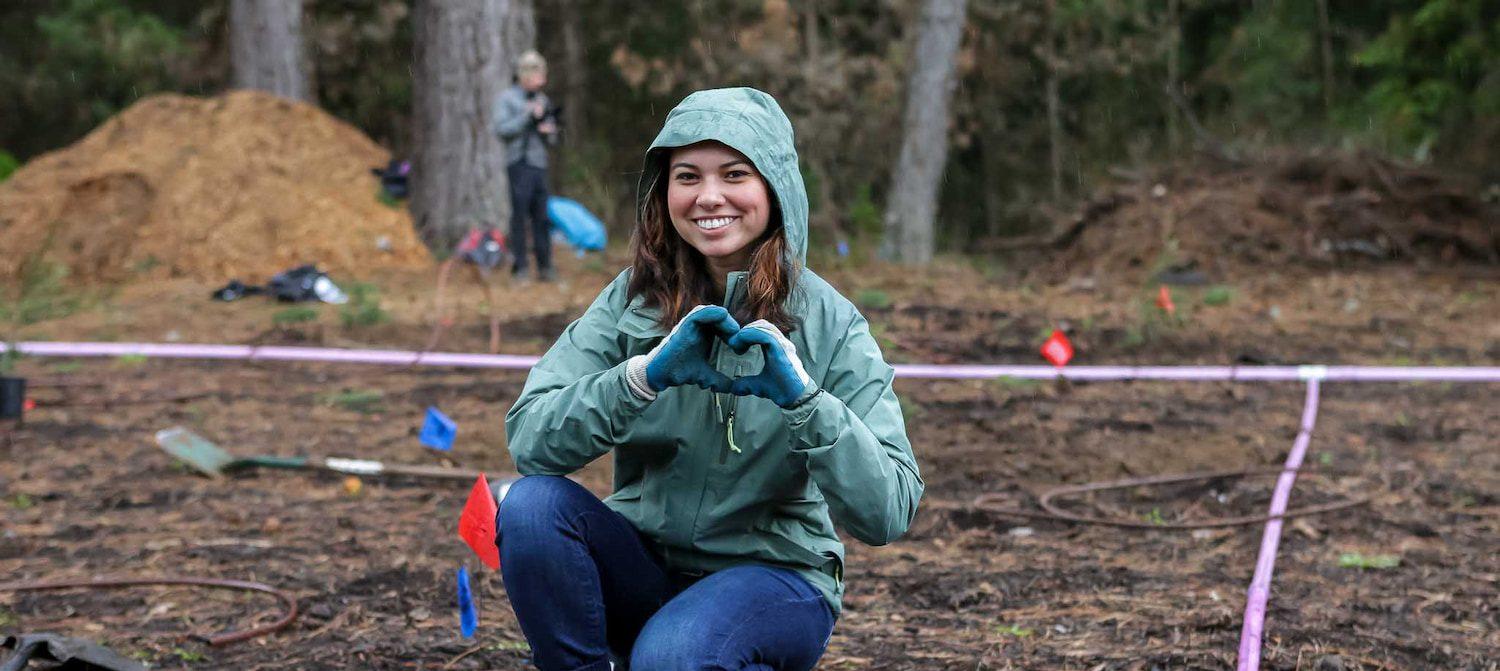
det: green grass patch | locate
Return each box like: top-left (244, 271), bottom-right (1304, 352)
top-left (1453, 290), bottom-right (1482, 306)
top-left (115, 353), bottom-right (148, 367)
top-left (7, 493), bottom-right (34, 510)
top-left (854, 289), bottom-right (891, 310)
top-left (0, 608), bottom-right (16, 628)
top-left (340, 283), bottom-right (389, 328)
top-left (488, 639), bottom-right (531, 652)
top-left (0, 347), bottom-right (19, 376)
top-left (132, 255), bottom-right (162, 274)
top-left (0, 259), bottom-right (84, 326)
top-left (48, 360), bottom-right (84, 373)
top-left (1143, 507), bottom-right (1167, 526)
top-left (0, 150), bottom-right (18, 183)
top-left (898, 396), bottom-right (925, 423)
top-left (1337, 552), bottom-right (1400, 570)
top-left (867, 322), bottom-right (898, 354)
top-left (991, 375), bottom-right (1040, 390)
top-left (994, 623), bottom-right (1033, 638)
top-left (170, 646), bottom-right (206, 663)
top-left (320, 388), bottom-right (385, 414)
top-left (272, 306), bottom-right (320, 325)
top-left (1201, 285), bottom-right (1233, 306)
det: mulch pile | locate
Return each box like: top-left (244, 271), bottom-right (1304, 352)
top-left (0, 91), bottom-right (430, 284)
top-left (1042, 150), bottom-right (1498, 284)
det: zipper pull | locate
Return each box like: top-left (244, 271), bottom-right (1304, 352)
top-left (726, 411), bottom-right (740, 454)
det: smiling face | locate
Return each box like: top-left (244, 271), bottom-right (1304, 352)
top-left (665, 142), bottom-right (773, 276)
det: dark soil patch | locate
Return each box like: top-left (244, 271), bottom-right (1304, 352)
top-left (2, 243), bottom-right (1497, 669)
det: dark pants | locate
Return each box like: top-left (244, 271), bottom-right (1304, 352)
top-left (508, 163), bottom-right (552, 274)
top-left (497, 476), bottom-right (836, 671)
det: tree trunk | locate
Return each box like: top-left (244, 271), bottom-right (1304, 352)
top-left (229, 0), bottom-right (308, 100)
top-left (411, 0), bottom-right (512, 250)
top-left (1165, 0), bottom-right (1181, 153)
top-left (1044, 0), bottom-right (1063, 203)
top-left (880, 0), bottom-right (967, 265)
top-left (1315, 0), bottom-right (1334, 114)
top-left (560, 0), bottom-right (586, 139)
top-left (981, 134), bottom-right (1007, 241)
top-left (553, 0), bottom-right (585, 188)
top-left (506, 0), bottom-right (536, 56)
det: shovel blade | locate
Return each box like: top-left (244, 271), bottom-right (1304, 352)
top-left (2, 633), bottom-right (147, 671)
top-left (155, 426), bottom-right (236, 478)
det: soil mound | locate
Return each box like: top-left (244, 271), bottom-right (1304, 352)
top-left (0, 91), bottom-right (431, 284)
top-left (1040, 151), bottom-right (1497, 284)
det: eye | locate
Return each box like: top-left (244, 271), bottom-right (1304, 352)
top-left (673, 171), bottom-right (699, 183)
top-left (725, 169), bottom-right (752, 180)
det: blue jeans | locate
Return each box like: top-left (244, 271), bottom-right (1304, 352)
top-left (497, 476), bottom-right (836, 671)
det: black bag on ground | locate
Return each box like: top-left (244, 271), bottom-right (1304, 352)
top-left (372, 159), bottom-right (410, 200)
top-left (267, 265), bottom-right (346, 303)
top-left (211, 266), bottom-right (345, 303)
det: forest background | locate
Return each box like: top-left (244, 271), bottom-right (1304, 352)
top-left (1, 0), bottom-right (1495, 259)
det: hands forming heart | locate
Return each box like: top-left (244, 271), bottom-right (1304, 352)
top-left (643, 305), bottom-right (814, 408)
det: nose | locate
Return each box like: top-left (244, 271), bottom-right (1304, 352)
top-left (695, 182), bottom-right (725, 209)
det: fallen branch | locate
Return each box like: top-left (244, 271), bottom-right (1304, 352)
top-left (971, 467), bottom-right (1367, 530)
top-left (0, 576), bottom-right (299, 646)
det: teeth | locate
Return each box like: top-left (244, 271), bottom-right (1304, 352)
top-left (696, 217), bottom-right (735, 230)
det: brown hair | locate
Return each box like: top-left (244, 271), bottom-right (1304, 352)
top-left (627, 156), bottom-right (799, 334)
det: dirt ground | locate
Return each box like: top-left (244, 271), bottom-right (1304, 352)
top-left (1, 242), bottom-right (1496, 670)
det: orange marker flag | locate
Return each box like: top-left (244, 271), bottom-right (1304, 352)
top-left (1040, 330), bottom-right (1074, 367)
top-left (1156, 285), bottom-right (1176, 316)
top-left (458, 473), bottom-right (501, 570)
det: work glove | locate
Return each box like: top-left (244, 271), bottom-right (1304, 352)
top-left (726, 320), bottom-right (817, 408)
top-left (626, 305), bottom-right (740, 400)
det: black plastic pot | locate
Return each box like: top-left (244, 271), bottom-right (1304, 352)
top-left (0, 376), bottom-right (25, 419)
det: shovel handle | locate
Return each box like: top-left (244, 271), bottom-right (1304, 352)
top-left (245, 455), bottom-right (312, 470)
top-left (317, 457), bottom-right (481, 482)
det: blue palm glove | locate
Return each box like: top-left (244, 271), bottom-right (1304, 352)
top-left (726, 320), bottom-right (816, 408)
top-left (630, 305), bottom-right (740, 396)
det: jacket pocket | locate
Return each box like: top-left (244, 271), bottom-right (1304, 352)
top-left (753, 514), bottom-right (840, 571)
top-left (617, 307), bottom-right (667, 340)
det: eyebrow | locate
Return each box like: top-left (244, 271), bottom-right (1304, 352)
top-left (670, 159), bottom-right (753, 171)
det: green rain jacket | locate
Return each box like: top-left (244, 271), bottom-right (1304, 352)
top-left (504, 87), bottom-right (923, 615)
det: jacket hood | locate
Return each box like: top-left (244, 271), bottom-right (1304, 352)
top-left (639, 87), bottom-right (808, 268)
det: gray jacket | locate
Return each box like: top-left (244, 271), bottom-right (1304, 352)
top-left (492, 84), bottom-right (557, 169)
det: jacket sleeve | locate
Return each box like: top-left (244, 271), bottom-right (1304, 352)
top-left (491, 89), bottom-right (531, 140)
top-left (782, 312), bottom-right (924, 546)
top-left (504, 277), bottom-right (652, 475)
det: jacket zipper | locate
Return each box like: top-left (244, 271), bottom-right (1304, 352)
top-left (716, 273), bottom-right (745, 465)
top-left (717, 388), bottom-right (740, 465)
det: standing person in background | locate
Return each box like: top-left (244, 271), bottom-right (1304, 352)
top-left (493, 50), bottom-right (560, 282)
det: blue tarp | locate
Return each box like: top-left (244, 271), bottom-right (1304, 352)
top-left (547, 196), bottom-right (607, 252)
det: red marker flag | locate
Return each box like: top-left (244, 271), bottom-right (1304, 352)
top-left (1156, 285), bottom-right (1176, 316)
top-left (1040, 330), bottom-right (1074, 367)
top-left (458, 473), bottom-right (500, 569)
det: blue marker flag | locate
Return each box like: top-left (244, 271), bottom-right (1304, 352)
top-left (457, 565), bottom-right (478, 638)
top-left (420, 406), bottom-right (457, 451)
